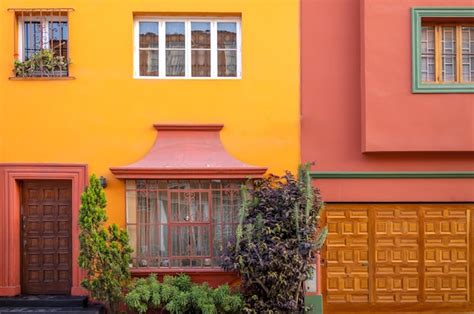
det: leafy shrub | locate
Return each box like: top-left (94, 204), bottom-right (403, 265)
top-left (78, 175), bottom-right (133, 313)
top-left (14, 49), bottom-right (69, 77)
top-left (222, 164), bottom-right (327, 313)
top-left (125, 274), bottom-right (243, 314)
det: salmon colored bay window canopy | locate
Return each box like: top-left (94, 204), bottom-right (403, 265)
top-left (110, 124), bottom-right (266, 269)
top-left (110, 124), bottom-right (266, 179)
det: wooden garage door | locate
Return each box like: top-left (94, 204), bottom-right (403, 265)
top-left (323, 204), bottom-right (473, 312)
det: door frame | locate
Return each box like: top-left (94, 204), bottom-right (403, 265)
top-left (0, 164), bottom-right (88, 296)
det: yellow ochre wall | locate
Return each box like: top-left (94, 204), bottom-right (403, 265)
top-left (0, 0), bottom-right (300, 226)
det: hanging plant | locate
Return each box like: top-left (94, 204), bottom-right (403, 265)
top-left (222, 164), bottom-right (327, 313)
top-left (14, 49), bottom-right (69, 77)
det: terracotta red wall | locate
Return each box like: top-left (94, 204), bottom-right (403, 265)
top-left (301, 0), bottom-right (474, 202)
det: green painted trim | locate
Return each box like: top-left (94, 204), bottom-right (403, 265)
top-left (411, 7), bottom-right (474, 94)
top-left (310, 171), bottom-right (474, 178)
top-left (305, 295), bottom-right (323, 314)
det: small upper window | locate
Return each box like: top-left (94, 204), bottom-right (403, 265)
top-left (134, 17), bottom-right (241, 79)
top-left (412, 8), bottom-right (474, 93)
top-left (13, 9), bottom-right (70, 78)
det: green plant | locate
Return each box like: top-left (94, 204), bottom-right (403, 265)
top-left (14, 49), bottom-right (69, 77)
top-left (222, 164), bottom-right (327, 313)
top-left (125, 274), bottom-right (243, 314)
top-left (78, 175), bottom-right (133, 313)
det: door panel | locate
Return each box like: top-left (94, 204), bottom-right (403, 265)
top-left (21, 180), bottom-right (72, 295)
top-left (374, 205), bottom-right (420, 303)
top-left (423, 206), bottom-right (469, 303)
top-left (326, 206), bottom-right (369, 303)
top-left (324, 203), bottom-right (473, 311)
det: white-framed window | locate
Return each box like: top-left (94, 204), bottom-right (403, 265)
top-left (134, 17), bottom-right (241, 79)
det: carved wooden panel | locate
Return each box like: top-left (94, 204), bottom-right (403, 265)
top-left (325, 205), bottom-right (369, 303)
top-left (423, 205), bottom-right (470, 303)
top-left (21, 180), bottom-right (72, 295)
top-left (374, 205), bottom-right (420, 303)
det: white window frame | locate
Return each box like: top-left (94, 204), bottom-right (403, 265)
top-left (133, 17), bottom-right (242, 79)
top-left (18, 15), bottom-right (68, 61)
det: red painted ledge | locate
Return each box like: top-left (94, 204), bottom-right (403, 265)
top-left (131, 268), bottom-right (239, 288)
top-left (110, 124), bottom-right (267, 179)
top-left (153, 124), bottom-right (224, 131)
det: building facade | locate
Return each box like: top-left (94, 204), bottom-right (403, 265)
top-left (302, 0), bottom-right (474, 312)
top-left (0, 0), bottom-right (473, 312)
top-left (0, 0), bottom-right (300, 296)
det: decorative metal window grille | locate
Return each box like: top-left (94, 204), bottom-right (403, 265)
top-left (126, 180), bottom-right (244, 268)
top-left (10, 8), bottom-right (72, 77)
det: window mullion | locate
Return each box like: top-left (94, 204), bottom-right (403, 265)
top-left (456, 24), bottom-right (462, 83)
top-left (185, 21), bottom-right (192, 78)
top-left (435, 25), bottom-right (442, 83)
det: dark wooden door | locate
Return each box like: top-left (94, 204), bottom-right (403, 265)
top-left (21, 180), bottom-right (72, 295)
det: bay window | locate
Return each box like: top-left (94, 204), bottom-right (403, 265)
top-left (126, 179), bottom-right (243, 268)
top-left (134, 17), bottom-right (241, 79)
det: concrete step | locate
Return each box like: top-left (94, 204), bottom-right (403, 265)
top-left (0, 296), bottom-right (87, 308)
top-left (0, 305), bottom-right (103, 313)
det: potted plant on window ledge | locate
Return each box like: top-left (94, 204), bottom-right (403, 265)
top-left (13, 49), bottom-right (69, 78)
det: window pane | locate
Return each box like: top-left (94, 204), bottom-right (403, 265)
top-left (166, 50), bottom-right (185, 76)
top-left (126, 190), bottom-right (137, 223)
top-left (191, 22), bottom-right (210, 48)
top-left (192, 50), bottom-right (211, 77)
top-left (24, 21), bottom-right (42, 59)
top-left (218, 50), bottom-right (237, 77)
top-left (49, 22), bottom-right (68, 58)
top-left (139, 22), bottom-right (158, 48)
top-left (139, 50), bottom-right (159, 76)
top-left (166, 22), bottom-right (185, 48)
top-left (128, 225), bottom-right (137, 258)
top-left (218, 22), bottom-right (237, 49)
top-left (461, 26), bottom-right (474, 82)
top-left (442, 26), bottom-right (457, 82)
top-left (126, 180), bottom-right (136, 190)
top-left (190, 226), bottom-right (210, 256)
top-left (421, 26), bottom-right (435, 82)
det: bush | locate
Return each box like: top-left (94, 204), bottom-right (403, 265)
top-left (14, 49), bottom-right (69, 77)
top-left (221, 164), bottom-right (327, 313)
top-left (125, 274), bottom-right (243, 314)
top-left (78, 175), bottom-right (133, 313)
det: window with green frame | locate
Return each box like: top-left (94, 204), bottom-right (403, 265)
top-left (412, 8), bottom-right (474, 93)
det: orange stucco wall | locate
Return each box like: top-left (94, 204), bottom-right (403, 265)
top-left (0, 0), bottom-right (300, 227)
top-left (301, 0), bottom-right (474, 202)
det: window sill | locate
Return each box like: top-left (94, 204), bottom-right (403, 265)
top-left (412, 82), bottom-right (474, 93)
top-left (134, 76), bottom-right (241, 80)
top-left (131, 267), bottom-right (237, 277)
top-left (9, 76), bottom-right (75, 81)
